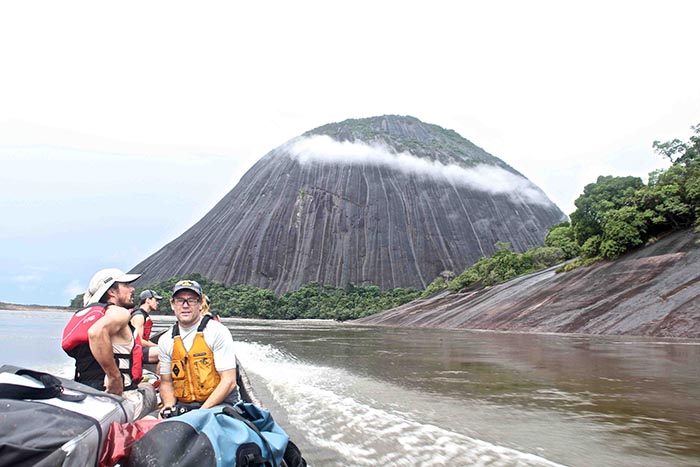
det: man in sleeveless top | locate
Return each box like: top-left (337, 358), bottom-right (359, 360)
top-left (157, 280), bottom-right (238, 417)
top-left (63, 268), bottom-right (157, 419)
top-left (131, 289), bottom-right (162, 363)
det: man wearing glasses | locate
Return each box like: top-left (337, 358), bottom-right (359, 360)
top-left (157, 280), bottom-right (239, 417)
top-left (130, 289), bottom-right (162, 363)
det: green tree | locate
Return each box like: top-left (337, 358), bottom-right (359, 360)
top-left (421, 277), bottom-right (448, 298)
top-left (598, 206), bottom-right (649, 258)
top-left (446, 242), bottom-right (564, 292)
top-left (580, 235), bottom-right (601, 259)
top-left (69, 295), bottom-right (84, 309)
top-left (526, 246), bottom-right (566, 268)
top-left (637, 172), bottom-right (692, 231)
top-left (544, 222), bottom-right (579, 258)
top-left (653, 123), bottom-right (700, 167)
top-left (651, 123), bottom-right (700, 229)
top-left (570, 175), bottom-right (644, 247)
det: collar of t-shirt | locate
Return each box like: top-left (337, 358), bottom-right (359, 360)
top-left (177, 317), bottom-right (203, 339)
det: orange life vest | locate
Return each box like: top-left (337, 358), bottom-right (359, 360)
top-left (170, 315), bottom-right (220, 402)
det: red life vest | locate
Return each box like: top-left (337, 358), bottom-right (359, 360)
top-left (130, 308), bottom-right (153, 341)
top-left (61, 303), bottom-right (143, 391)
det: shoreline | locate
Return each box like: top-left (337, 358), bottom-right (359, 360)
top-left (0, 302), bottom-right (70, 312)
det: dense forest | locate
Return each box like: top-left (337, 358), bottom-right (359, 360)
top-left (71, 275), bottom-right (421, 321)
top-left (70, 124), bottom-right (699, 320)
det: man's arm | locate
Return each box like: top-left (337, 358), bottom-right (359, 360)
top-left (159, 373), bottom-right (177, 411)
top-left (87, 306), bottom-right (129, 395)
top-left (202, 368), bottom-right (237, 409)
top-left (158, 337), bottom-right (176, 415)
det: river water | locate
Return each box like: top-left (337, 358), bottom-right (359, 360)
top-left (2, 309), bottom-right (699, 467)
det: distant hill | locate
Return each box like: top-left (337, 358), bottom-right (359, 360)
top-left (355, 228), bottom-right (700, 338)
top-left (131, 115), bottom-right (565, 294)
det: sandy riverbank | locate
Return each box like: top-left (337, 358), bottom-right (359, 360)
top-left (0, 302), bottom-right (70, 312)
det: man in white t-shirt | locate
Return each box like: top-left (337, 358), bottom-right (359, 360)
top-left (157, 279), bottom-right (238, 417)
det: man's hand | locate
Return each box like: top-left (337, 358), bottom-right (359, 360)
top-left (159, 405), bottom-right (175, 419)
top-left (159, 373), bottom-right (177, 410)
top-left (104, 373), bottom-right (124, 395)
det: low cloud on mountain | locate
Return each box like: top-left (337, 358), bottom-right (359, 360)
top-left (286, 135), bottom-right (550, 205)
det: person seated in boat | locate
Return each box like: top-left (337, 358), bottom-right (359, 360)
top-left (131, 289), bottom-right (162, 363)
top-left (61, 268), bottom-right (157, 419)
top-left (201, 293), bottom-right (221, 322)
top-left (157, 279), bottom-right (239, 418)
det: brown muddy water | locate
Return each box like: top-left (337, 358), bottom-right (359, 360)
top-left (4, 310), bottom-right (699, 467)
top-left (223, 318), bottom-right (700, 467)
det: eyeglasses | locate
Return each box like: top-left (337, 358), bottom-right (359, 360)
top-left (172, 297), bottom-right (201, 306)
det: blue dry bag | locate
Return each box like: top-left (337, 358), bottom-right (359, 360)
top-left (128, 402), bottom-right (289, 467)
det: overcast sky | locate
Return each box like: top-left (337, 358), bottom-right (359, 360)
top-left (1, 1), bottom-right (698, 305)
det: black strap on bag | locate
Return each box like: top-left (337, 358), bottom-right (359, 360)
top-left (0, 368), bottom-right (86, 402)
top-left (222, 405), bottom-right (278, 467)
top-left (282, 440), bottom-right (307, 467)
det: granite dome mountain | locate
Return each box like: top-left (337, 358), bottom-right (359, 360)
top-left (132, 115), bottom-right (566, 293)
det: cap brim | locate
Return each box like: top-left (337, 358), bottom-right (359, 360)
top-left (83, 292), bottom-right (94, 307)
top-left (116, 273), bottom-right (141, 283)
top-left (154, 294), bottom-right (163, 300)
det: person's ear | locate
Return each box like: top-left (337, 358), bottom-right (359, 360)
top-left (105, 286), bottom-right (118, 301)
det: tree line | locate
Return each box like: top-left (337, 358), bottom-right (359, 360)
top-left (71, 124), bottom-right (699, 319)
top-left (70, 274), bottom-right (421, 321)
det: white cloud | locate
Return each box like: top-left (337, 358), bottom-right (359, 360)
top-left (9, 275), bottom-right (41, 284)
top-left (64, 280), bottom-right (85, 299)
top-left (286, 136), bottom-right (552, 206)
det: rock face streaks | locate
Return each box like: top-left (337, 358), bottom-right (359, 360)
top-left (355, 229), bottom-right (700, 338)
top-left (131, 115), bottom-right (565, 294)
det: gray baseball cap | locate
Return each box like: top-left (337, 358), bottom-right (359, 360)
top-left (140, 289), bottom-right (163, 301)
top-left (172, 279), bottom-right (202, 297)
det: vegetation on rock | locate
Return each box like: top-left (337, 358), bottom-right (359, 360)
top-left (568, 123), bottom-right (699, 260)
top-left (437, 243), bottom-right (566, 294)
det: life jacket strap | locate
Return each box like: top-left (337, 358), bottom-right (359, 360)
top-left (171, 314), bottom-right (213, 338)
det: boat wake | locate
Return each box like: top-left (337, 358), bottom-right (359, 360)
top-left (234, 341), bottom-right (567, 467)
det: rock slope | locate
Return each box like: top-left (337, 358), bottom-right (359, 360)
top-left (355, 229), bottom-right (700, 338)
top-left (132, 115), bottom-right (565, 294)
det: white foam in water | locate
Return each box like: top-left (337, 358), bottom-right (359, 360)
top-left (234, 342), bottom-right (567, 467)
